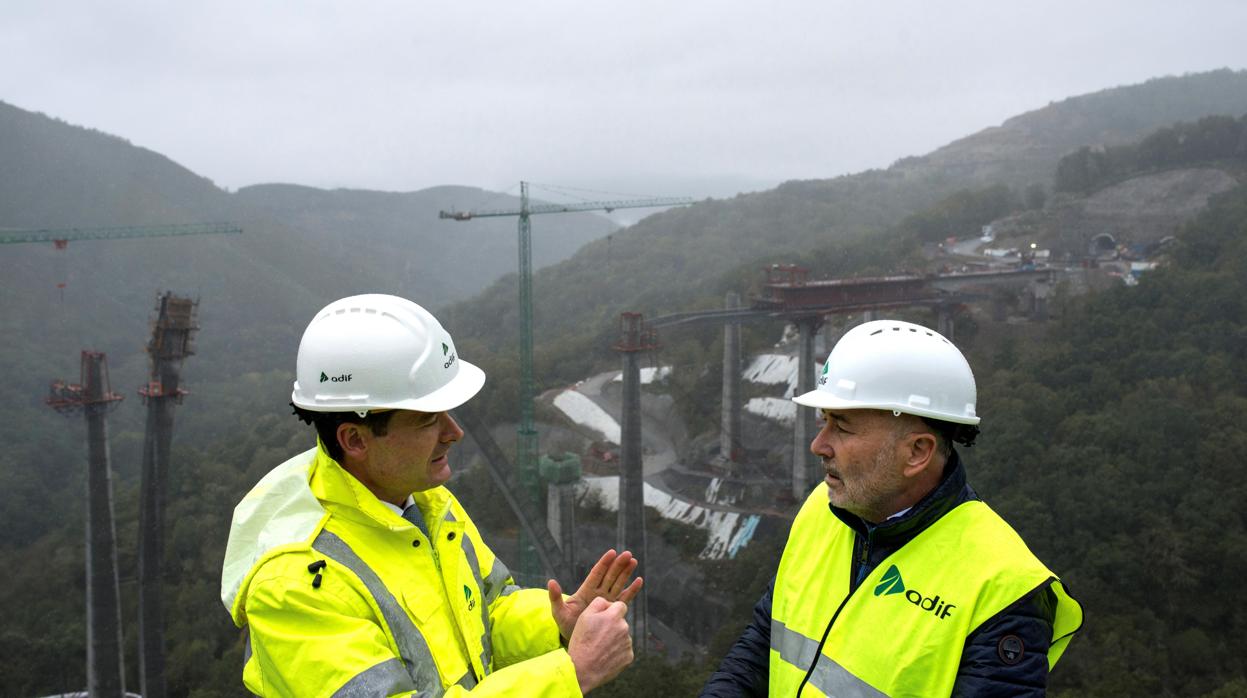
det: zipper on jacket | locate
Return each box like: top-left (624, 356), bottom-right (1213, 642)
top-left (795, 592), bottom-right (853, 696)
top-left (851, 527), bottom-right (875, 593)
top-left (795, 527), bottom-right (874, 695)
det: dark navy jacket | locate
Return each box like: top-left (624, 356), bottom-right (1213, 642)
top-left (700, 451), bottom-right (1058, 697)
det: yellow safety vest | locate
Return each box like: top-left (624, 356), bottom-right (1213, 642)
top-left (769, 484), bottom-right (1082, 697)
top-left (221, 444), bottom-right (581, 697)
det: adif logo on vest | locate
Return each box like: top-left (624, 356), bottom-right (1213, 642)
top-left (874, 564), bottom-right (955, 620)
top-left (463, 584), bottom-right (476, 612)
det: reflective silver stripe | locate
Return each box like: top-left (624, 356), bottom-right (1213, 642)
top-left (243, 627), bottom-right (252, 664)
top-left (456, 669), bottom-right (478, 689)
top-left (499, 584), bottom-right (521, 598)
top-left (333, 657), bottom-right (425, 697)
top-left (771, 619), bottom-right (886, 698)
top-left (771, 618), bottom-right (821, 670)
top-left (483, 558), bottom-right (512, 605)
top-left (313, 530), bottom-right (444, 697)
top-left (447, 510), bottom-right (494, 672)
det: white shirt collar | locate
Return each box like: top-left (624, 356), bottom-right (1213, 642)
top-left (885, 506), bottom-right (912, 522)
top-left (380, 494), bottom-right (416, 517)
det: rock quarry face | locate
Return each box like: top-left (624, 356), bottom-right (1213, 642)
top-left (991, 167), bottom-right (1240, 255)
top-left (1081, 168), bottom-right (1239, 222)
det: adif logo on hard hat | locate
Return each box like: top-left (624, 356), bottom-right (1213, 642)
top-left (874, 564), bottom-right (955, 620)
top-left (818, 360), bottom-right (830, 386)
top-left (442, 340), bottom-right (457, 369)
top-left (320, 371), bottom-right (352, 383)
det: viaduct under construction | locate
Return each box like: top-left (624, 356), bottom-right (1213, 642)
top-left (458, 263), bottom-right (1054, 653)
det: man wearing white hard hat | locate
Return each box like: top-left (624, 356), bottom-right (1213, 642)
top-left (702, 319), bottom-right (1083, 697)
top-left (222, 294), bottom-right (640, 697)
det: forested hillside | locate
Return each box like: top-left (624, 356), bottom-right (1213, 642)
top-left (968, 182), bottom-right (1247, 696)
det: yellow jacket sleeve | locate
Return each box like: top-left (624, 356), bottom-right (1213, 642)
top-left (244, 557), bottom-right (581, 697)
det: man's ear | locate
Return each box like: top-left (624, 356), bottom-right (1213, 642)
top-left (901, 431), bottom-right (938, 478)
top-left (336, 422), bottom-right (368, 463)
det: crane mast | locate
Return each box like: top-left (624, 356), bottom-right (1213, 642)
top-left (440, 182), bottom-right (692, 582)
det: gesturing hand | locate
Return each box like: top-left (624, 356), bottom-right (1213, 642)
top-left (548, 549), bottom-right (643, 641)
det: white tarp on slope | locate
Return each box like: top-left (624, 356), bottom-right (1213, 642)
top-left (742, 354), bottom-right (799, 395)
top-left (610, 366), bottom-right (673, 384)
top-left (745, 397), bottom-right (797, 425)
top-left (553, 390), bottom-right (621, 444)
top-left (578, 475), bottom-right (761, 560)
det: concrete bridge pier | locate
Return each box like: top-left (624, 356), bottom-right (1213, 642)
top-left (614, 314), bottom-right (651, 653)
top-left (937, 304), bottom-right (956, 340)
top-left (1030, 280), bottom-right (1051, 321)
top-left (791, 316), bottom-right (820, 500)
top-left (720, 292), bottom-right (742, 470)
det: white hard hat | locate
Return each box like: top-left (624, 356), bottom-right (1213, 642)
top-left (793, 319), bottom-right (979, 425)
top-left (291, 294), bottom-right (485, 416)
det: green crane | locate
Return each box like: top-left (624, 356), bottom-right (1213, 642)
top-left (0, 222), bottom-right (243, 247)
top-left (440, 182), bottom-right (693, 581)
top-left (0, 222), bottom-right (243, 296)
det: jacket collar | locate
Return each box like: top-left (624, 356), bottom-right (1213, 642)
top-left (829, 449), bottom-right (977, 546)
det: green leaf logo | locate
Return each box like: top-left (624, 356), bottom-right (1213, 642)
top-left (463, 584), bottom-right (472, 601)
top-left (874, 564), bottom-right (905, 596)
top-left (822, 361), bottom-right (829, 375)
top-left (319, 372), bottom-right (329, 383)
top-left (442, 343), bottom-right (449, 356)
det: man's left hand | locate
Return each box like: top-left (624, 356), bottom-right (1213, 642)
top-left (548, 549), bottom-right (643, 641)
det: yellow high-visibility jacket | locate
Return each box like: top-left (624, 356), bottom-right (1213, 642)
top-left (221, 444), bottom-right (581, 697)
top-left (769, 483), bottom-right (1082, 697)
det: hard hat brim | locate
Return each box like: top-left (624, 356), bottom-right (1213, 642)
top-left (398, 359), bottom-right (486, 414)
top-left (792, 388), bottom-right (981, 425)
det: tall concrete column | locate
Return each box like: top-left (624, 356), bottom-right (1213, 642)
top-left (138, 293), bottom-right (197, 698)
top-left (617, 351), bottom-right (648, 652)
top-left (1031, 280), bottom-right (1050, 321)
top-left (791, 317), bottom-right (819, 500)
top-left (720, 292), bottom-right (742, 468)
top-left (83, 354), bottom-right (126, 698)
top-left (547, 481), bottom-right (577, 578)
top-left (937, 305), bottom-right (956, 340)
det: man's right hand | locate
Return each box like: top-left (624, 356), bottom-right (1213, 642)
top-left (567, 596), bottom-right (634, 694)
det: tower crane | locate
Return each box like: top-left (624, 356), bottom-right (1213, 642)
top-left (0, 222), bottom-right (243, 293)
top-left (439, 182), bottom-right (693, 581)
top-left (0, 221), bottom-right (243, 247)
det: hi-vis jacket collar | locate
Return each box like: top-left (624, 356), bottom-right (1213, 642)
top-left (220, 440), bottom-right (451, 624)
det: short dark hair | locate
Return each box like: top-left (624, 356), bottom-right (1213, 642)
top-left (919, 417), bottom-right (980, 458)
top-left (291, 404), bottom-right (396, 462)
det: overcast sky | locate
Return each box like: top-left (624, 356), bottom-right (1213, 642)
top-left (3, 1), bottom-right (1245, 200)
